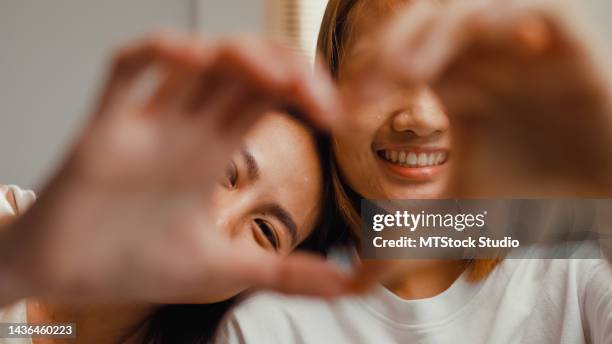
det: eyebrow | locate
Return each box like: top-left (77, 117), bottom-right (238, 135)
top-left (240, 147), bottom-right (260, 181)
top-left (256, 203), bottom-right (299, 246)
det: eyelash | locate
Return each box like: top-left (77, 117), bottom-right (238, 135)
top-left (254, 218), bottom-right (279, 251)
top-left (225, 162), bottom-right (279, 250)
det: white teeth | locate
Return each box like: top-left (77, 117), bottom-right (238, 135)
top-left (407, 153), bottom-right (417, 166)
top-left (398, 151), bottom-right (406, 164)
top-left (428, 154), bottom-right (435, 165)
top-left (418, 153), bottom-right (428, 166)
top-left (380, 150), bottom-right (447, 167)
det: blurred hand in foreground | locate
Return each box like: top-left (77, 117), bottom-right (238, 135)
top-left (0, 32), bottom-right (349, 305)
top-left (378, 0), bottom-right (612, 197)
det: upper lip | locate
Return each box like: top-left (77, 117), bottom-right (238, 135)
top-left (372, 143), bottom-right (449, 154)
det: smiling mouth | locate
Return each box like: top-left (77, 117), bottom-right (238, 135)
top-left (376, 149), bottom-right (449, 168)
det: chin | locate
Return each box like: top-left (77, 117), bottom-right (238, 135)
top-left (384, 182), bottom-right (447, 200)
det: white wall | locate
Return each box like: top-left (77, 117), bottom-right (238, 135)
top-left (195, 0), bottom-right (263, 35)
top-left (581, 0), bottom-right (612, 39)
top-left (0, 0), bottom-right (194, 190)
top-left (0, 0), bottom-right (610, 190)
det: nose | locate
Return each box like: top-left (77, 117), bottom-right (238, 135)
top-left (391, 88), bottom-right (449, 137)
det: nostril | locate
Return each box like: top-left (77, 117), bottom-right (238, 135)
top-left (390, 110), bottom-right (414, 133)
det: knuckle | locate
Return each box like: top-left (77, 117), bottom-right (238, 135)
top-left (220, 39), bottom-right (242, 56)
top-left (110, 43), bottom-right (135, 70)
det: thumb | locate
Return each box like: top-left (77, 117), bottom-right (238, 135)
top-left (228, 250), bottom-right (350, 299)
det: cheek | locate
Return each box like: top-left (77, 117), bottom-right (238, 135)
top-left (346, 108), bottom-right (389, 136)
top-left (333, 118), bottom-right (377, 160)
top-left (335, 135), bottom-right (369, 172)
top-left (335, 140), bottom-right (372, 173)
top-left (334, 139), bottom-right (387, 199)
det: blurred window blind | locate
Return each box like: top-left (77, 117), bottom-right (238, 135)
top-left (265, 0), bottom-right (328, 63)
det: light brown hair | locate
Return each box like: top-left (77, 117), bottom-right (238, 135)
top-left (317, 0), bottom-right (500, 282)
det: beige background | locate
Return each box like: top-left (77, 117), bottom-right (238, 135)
top-left (0, 0), bottom-right (611, 189)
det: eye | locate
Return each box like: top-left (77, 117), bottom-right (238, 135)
top-left (254, 218), bottom-right (279, 251)
top-left (223, 162), bottom-right (238, 189)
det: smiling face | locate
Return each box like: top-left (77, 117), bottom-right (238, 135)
top-left (331, 0), bottom-right (451, 199)
top-left (205, 113), bottom-right (323, 301)
top-left (212, 113), bottom-right (322, 253)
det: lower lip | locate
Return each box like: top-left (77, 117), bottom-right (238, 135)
top-left (377, 155), bottom-right (446, 182)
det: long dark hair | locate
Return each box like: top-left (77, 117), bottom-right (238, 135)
top-left (137, 129), bottom-right (351, 343)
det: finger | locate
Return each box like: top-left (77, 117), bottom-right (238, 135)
top-left (228, 250), bottom-right (350, 299)
top-left (416, 1), bottom-right (561, 82)
top-left (509, 0), bottom-right (581, 50)
top-left (143, 36), bottom-right (215, 115)
top-left (296, 56), bottom-right (346, 129)
top-left (214, 38), bottom-right (344, 130)
top-left (183, 75), bottom-right (273, 189)
top-left (94, 31), bottom-right (203, 117)
top-left (382, 0), bottom-right (439, 83)
top-left (399, 0), bottom-right (504, 82)
top-left (221, 98), bottom-right (275, 142)
top-left (512, 13), bottom-right (553, 56)
top-left (186, 39), bottom-right (285, 128)
top-left (256, 253), bottom-right (351, 298)
top-left (433, 74), bottom-right (492, 119)
top-left (192, 73), bottom-right (249, 129)
top-left (144, 68), bottom-right (195, 117)
top-left (192, 79), bottom-right (267, 167)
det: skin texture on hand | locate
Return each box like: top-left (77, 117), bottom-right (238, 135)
top-left (0, 32), bottom-right (350, 306)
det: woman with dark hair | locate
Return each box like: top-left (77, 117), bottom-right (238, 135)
top-left (0, 33), bottom-right (353, 343)
top-left (0, 111), bottom-right (351, 344)
top-left (137, 121), bottom-right (352, 344)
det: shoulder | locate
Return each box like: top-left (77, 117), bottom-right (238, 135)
top-left (0, 184), bottom-right (36, 218)
top-left (493, 253), bottom-right (610, 308)
top-left (496, 245), bottom-right (607, 281)
top-left (493, 254), bottom-right (611, 342)
top-left (214, 292), bottom-right (332, 343)
top-left (578, 258), bottom-right (612, 306)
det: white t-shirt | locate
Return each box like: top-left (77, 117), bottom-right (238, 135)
top-left (0, 185), bottom-right (35, 344)
top-left (216, 256), bottom-right (612, 343)
top-left (0, 185), bottom-right (35, 219)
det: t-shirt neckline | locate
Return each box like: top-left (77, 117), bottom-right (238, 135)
top-left (357, 269), bottom-right (485, 327)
